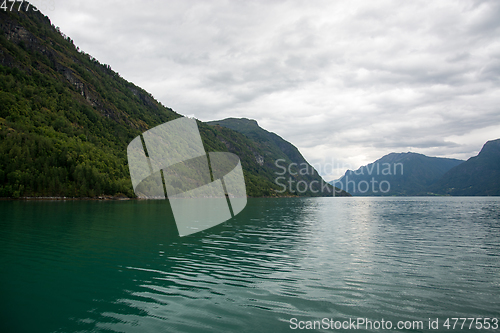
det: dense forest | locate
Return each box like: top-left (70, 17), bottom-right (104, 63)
top-left (0, 5), bottom-right (347, 198)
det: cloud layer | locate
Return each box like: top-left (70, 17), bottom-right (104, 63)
top-left (48, 0), bottom-right (500, 180)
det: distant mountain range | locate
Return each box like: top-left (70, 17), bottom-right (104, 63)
top-left (332, 138), bottom-right (500, 196)
top-left (0, 8), bottom-right (346, 198)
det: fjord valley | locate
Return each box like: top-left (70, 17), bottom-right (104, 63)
top-left (0, 7), bottom-right (346, 198)
top-left (1, 2), bottom-right (500, 333)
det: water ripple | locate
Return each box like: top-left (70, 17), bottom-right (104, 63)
top-left (1, 198), bottom-right (500, 332)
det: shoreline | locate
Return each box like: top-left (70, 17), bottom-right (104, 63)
top-left (0, 194), bottom-right (338, 201)
top-left (0, 196), bottom-right (133, 201)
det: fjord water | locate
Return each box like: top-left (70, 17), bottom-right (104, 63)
top-left (1, 197), bottom-right (499, 333)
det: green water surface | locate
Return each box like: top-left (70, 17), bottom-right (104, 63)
top-left (1, 197), bottom-right (499, 332)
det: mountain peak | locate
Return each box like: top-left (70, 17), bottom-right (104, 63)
top-left (336, 152), bottom-right (464, 196)
top-left (478, 138), bottom-right (500, 157)
top-left (429, 138), bottom-right (500, 196)
top-left (207, 118), bottom-right (350, 196)
top-left (211, 118), bottom-right (259, 128)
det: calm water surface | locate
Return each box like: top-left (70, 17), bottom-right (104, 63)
top-left (1, 197), bottom-right (499, 332)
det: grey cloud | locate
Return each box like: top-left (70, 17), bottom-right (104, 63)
top-left (48, 0), bottom-right (500, 178)
top-left (446, 52), bottom-right (471, 63)
top-left (465, 0), bottom-right (500, 37)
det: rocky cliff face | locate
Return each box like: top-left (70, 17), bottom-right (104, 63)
top-left (1, 8), bottom-right (167, 129)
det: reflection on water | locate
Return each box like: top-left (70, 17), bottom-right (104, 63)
top-left (0, 197), bottom-right (499, 332)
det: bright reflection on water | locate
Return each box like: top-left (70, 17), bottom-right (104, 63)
top-left (1, 197), bottom-right (499, 332)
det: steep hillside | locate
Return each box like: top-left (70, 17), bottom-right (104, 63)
top-left (428, 139), bottom-right (500, 196)
top-left (207, 118), bottom-right (307, 167)
top-left (207, 118), bottom-right (349, 196)
top-left (334, 152), bottom-right (464, 196)
top-left (0, 6), bottom-right (325, 198)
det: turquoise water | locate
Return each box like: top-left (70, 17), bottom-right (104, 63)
top-left (1, 197), bottom-right (499, 332)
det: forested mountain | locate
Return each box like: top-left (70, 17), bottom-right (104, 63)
top-left (208, 118), bottom-right (349, 196)
top-left (428, 138), bottom-right (500, 196)
top-left (0, 6), bottom-right (343, 198)
top-left (333, 152), bottom-right (464, 196)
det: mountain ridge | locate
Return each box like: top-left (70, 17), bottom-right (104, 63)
top-left (427, 138), bottom-right (500, 196)
top-left (334, 152), bottom-right (464, 196)
top-left (334, 141), bottom-right (500, 196)
top-left (0, 6), bottom-right (346, 198)
top-left (207, 118), bottom-right (350, 196)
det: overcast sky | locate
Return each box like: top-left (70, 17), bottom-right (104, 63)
top-left (46, 0), bottom-right (500, 180)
